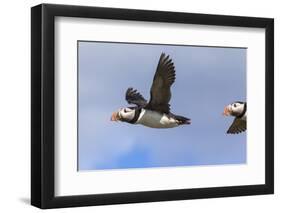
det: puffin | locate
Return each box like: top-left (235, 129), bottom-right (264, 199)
top-left (223, 101), bottom-right (247, 134)
top-left (110, 53), bottom-right (191, 128)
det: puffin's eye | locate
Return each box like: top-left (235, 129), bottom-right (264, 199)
top-left (233, 103), bottom-right (237, 107)
top-left (124, 109), bottom-right (127, 113)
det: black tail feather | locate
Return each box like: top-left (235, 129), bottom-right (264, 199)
top-left (174, 115), bottom-right (191, 125)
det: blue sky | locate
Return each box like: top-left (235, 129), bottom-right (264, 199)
top-left (78, 41), bottom-right (246, 171)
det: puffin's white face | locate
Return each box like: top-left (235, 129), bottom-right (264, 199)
top-left (111, 107), bottom-right (135, 122)
top-left (223, 102), bottom-right (244, 117)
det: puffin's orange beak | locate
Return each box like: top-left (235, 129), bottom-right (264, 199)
top-left (110, 111), bottom-right (120, 121)
top-left (223, 106), bottom-right (230, 116)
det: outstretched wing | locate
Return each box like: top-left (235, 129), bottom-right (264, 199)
top-left (125, 87), bottom-right (147, 107)
top-left (145, 53), bottom-right (176, 113)
top-left (227, 118), bottom-right (246, 134)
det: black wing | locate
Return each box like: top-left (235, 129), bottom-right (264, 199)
top-left (125, 87), bottom-right (147, 107)
top-left (227, 118), bottom-right (247, 134)
top-left (145, 53), bottom-right (176, 113)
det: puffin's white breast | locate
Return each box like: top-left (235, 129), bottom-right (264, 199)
top-left (136, 109), bottom-right (178, 128)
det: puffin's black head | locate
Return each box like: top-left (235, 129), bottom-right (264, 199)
top-left (223, 102), bottom-right (246, 117)
top-left (110, 107), bottom-right (136, 123)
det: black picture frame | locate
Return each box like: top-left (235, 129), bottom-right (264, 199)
top-left (31, 3), bottom-right (274, 209)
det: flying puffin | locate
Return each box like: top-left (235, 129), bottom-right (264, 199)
top-left (223, 101), bottom-right (247, 134)
top-left (110, 53), bottom-right (191, 128)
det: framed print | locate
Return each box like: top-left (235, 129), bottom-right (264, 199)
top-left (31, 3), bottom-right (274, 209)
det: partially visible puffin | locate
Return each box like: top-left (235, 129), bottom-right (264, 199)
top-left (111, 53), bottom-right (191, 128)
top-left (223, 101), bottom-right (247, 134)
